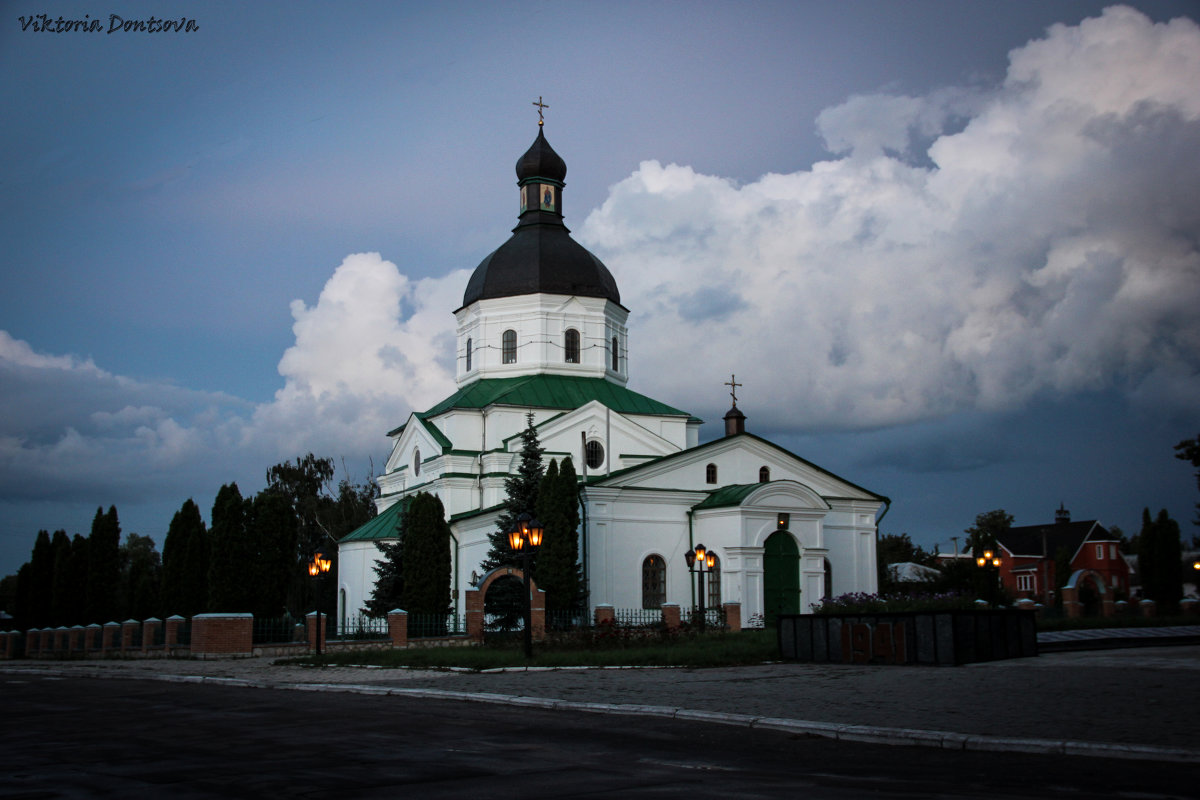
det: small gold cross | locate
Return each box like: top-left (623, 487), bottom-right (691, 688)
top-left (532, 96), bottom-right (549, 126)
top-left (725, 374), bottom-right (742, 406)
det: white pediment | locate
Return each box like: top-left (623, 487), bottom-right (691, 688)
top-left (601, 433), bottom-right (881, 501)
top-left (383, 415), bottom-right (450, 475)
top-left (529, 400), bottom-right (681, 469)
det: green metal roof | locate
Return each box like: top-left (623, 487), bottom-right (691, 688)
top-left (339, 498), bottom-right (406, 542)
top-left (389, 375), bottom-right (692, 435)
top-left (692, 483), bottom-right (762, 510)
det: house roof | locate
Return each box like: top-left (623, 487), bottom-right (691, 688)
top-left (996, 520), bottom-right (1112, 559)
top-left (390, 374), bottom-right (692, 436)
top-left (339, 498), bottom-right (406, 543)
top-left (593, 431), bottom-right (888, 503)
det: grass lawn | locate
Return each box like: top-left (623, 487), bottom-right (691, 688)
top-left (282, 629), bottom-right (779, 671)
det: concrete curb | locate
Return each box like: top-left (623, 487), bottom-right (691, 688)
top-left (6, 666), bottom-right (1197, 764)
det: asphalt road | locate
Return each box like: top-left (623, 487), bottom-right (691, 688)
top-left (3, 675), bottom-right (1198, 799)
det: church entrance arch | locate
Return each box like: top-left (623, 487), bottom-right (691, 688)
top-left (464, 566), bottom-right (545, 643)
top-left (764, 531), bottom-right (800, 626)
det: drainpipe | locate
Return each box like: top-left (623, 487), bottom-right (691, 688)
top-left (687, 509), bottom-right (696, 610)
top-left (874, 497), bottom-right (892, 595)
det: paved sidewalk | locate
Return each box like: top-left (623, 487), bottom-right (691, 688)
top-left (4, 641), bottom-right (1198, 764)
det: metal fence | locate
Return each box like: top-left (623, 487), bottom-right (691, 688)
top-left (613, 608), bottom-right (663, 627)
top-left (546, 608), bottom-right (591, 632)
top-left (253, 615), bottom-right (305, 644)
top-left (331, 614), bottom-right (390, 640)
top-left (409, 612), bottom-right (466, 639)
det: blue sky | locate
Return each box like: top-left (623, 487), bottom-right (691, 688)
top-left (2, 1), bottom-right (1198, 579)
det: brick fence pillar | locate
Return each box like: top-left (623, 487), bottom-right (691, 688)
top-left (102, 622), bottom-right (120, 654)
top-left (164, 616), bottom-right (183, 649)
top-left (142, 618), bottom-right (161, 653)
top-left (1180, 598), bottom-right (1198, 616)
top-left (0, 632), bottom-right (10, 659)
top-left (661, 603), bottom-right (681, 629)
top-left (465, 586), bottom-right (485, 644)
top-left (28, 629), bottom-right (44, 658)
top-left (306, 612), bottom-right (327, 654)
top-left (69, 625), bottom-right (86, 654)
top-left (531, 588), bottom-right (546, 642)
top-left (85, 624), bottom-right (101, 653)
top-left (722, 602), bottom-right (742, 633)
top-left (1139, 599), bottom-right (1157, 618)
top-left (594, 604), bottom-right (615, 626)
top-left (387, 610), bottom-right (408, 648)
top-left (121, 620), bottom-right (139, 653)
top-left (1060, 587), bottom-right (1083, 618)
top-left (53, 627), bottom-right (69, 655)
top-left (191, 613), bottom-right (253, 657)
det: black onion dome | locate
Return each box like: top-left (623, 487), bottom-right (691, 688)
top-left (460, 130), bottom-right (622, 310)
top-left (462, 226), bottom-right (621, 308)
top-left (516, 128), bottom-right (566, 183)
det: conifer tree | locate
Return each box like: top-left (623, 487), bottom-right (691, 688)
top-left (29, 530), bottom-right (54, 627)
top-left (1140, 508), bottom-right (1183, 612)
top-left (119, 533), bottom-right (161, 621)
top-left (535, 458), bottom-right (583, 614)
top-left (49, 530), bottom-right (73, 625)
top-left (161, 499), bottom-right (202, 616)
top-left (207, 484), bottom-right (255, 611)
top-left (401, 492), bottom-right (452, 617)
top-left (250, 488), bottom-right (299, 617)
top-left (181, 504), bottom-right (210, 616)
top-left (479, 413), bottom-right (545, 629)
top-left (85, 507), bottom-right (121, 623)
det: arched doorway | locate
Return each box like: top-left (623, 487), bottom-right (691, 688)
top-left (764, 531), bottom-right (800, 626)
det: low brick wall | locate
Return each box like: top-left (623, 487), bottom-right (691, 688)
top-left (191, 613), bottom-right (253, 658)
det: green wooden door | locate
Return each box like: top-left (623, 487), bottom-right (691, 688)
top-left (764, 531), bottom-right (800, 626)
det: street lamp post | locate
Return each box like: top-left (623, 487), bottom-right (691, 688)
top-left (507, 512), bottom-right (544, 659)
top-left (975, 548), bottom-right (1001, 606)
top-left (684, 544), bottom-right (716, 632)
top-left (308, 552), bottom-right (332, 656)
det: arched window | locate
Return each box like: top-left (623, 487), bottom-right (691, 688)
top-left (707, 553), bottom-right (721, 606)
top-left (705, 463), bottom-right (718, 484)
top-left (759, 466), bottom-right (770, 483)
top-left (564, 328), bottom-right (580, 363)
top-left (611, 335), bottom-right (619, 371)
top-left (642, 555), bottom-right (666, 609)
top-left (585, 440), bottom-right (604, 470)
top-left (465, 337), bottom-right (472, 372)
top-left (502, 329), bottom-right (517, 364)
top-left (412, 448), bottom-right (421, 477)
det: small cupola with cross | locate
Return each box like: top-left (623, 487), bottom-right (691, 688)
top-left (723, 374), bottom-right (746, 436)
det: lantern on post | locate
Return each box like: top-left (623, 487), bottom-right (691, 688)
top-left (508, 512), bottom-right (544, 658)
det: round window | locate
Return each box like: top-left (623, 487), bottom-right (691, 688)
top-left (585, 440), bottom-right (604, 470)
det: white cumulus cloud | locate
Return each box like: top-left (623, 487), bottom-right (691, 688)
top-left (580, 5), bottom-right (1200, 431)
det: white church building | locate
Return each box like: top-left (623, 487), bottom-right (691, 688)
top-left (338, 124), bottom-right (888, 628)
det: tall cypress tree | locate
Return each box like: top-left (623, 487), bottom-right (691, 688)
top-left (49, 530), bottom-right (73, 626)
top-left (85, 507), bottom-right (121, 624)
top-left (1141, 508), bottom-right (1183, 612)
top-left (401, 493), bottom-right (452, 617)
top-left (161, 500), bottom-right (196, 616)
top-left (29, 530), bottom-right (55, 628)
top-left (181, 501), bottom-right (210, 616)
top-left (208, 483), bottom-right (255, 612)
top-left (250, 489), bottom-right (299, 617)
top-left (535, 458), bottom-right (583, 614)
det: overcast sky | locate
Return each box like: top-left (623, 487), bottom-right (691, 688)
top-left (2, 1), bottom-right (1198, 579)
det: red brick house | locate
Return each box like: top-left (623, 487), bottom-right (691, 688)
top-left (992, 505), bottom-right (1129, 610)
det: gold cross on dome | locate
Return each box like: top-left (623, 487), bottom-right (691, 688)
top-left (532, 96), bottom-right (549, 126)
top-left (725, 374), bottom-right (742, 406)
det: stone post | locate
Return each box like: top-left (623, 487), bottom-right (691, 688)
top-left (1140, 599), bottom-right (1157, 618)
top-left (306, 612), bottom-right (326, 654)
top-left (660, 603), bottom-right (681, 629)
top-left (142, 618), bottom-right (161, 653)
top-left (531, 588), bottom-right (546, 642)
top-left (465, 585), bottom-right (485, 644)
top-left (1180, 598), bottom-right (1198, 616)
top-left (1060, 586), bottom-right (1083, 618)
top-left (594, 604), bottom-right (615, 626)
top-left (84, 624), bottom-right (101, 653)
top-left (164, 616), bottom-right (183, 649)
top-left (53, 627), bottom-right (69, 655)
top-left (121, 619), bottom-right (140, 653)
top-left (69, 625), bottom-right (86, 654)
top-left (722, 602), bottom-right (742, 632)
top-left (102, 622), bottom-right (120, 653)
top-left (387, 610), bottom-right (409, 648)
